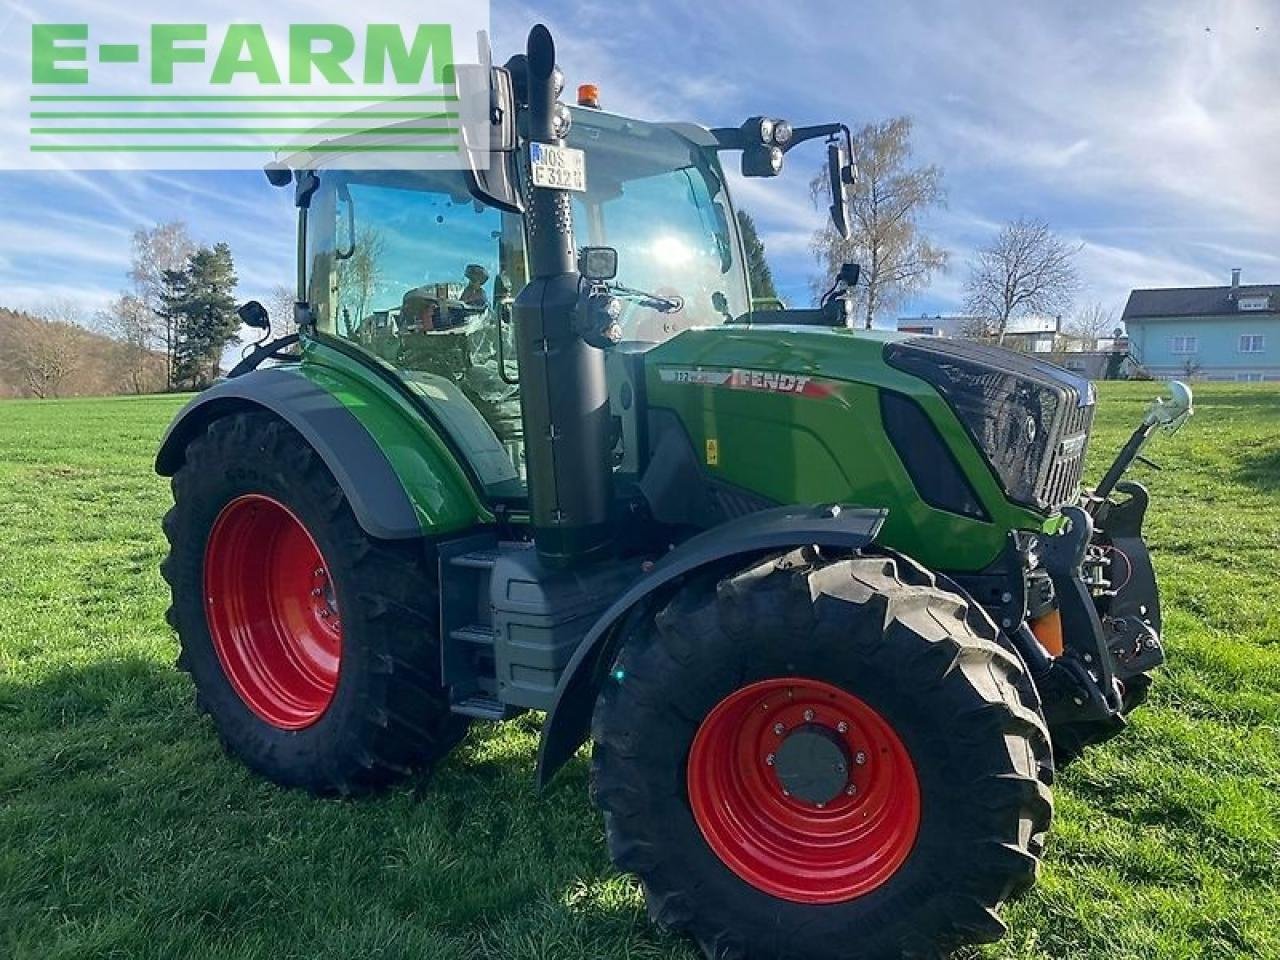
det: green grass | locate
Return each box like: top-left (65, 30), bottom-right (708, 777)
top-left (1, 384), bottom-right (1278, 960)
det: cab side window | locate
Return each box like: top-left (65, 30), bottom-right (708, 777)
top-left (312, 172), bottom-right (527, 486)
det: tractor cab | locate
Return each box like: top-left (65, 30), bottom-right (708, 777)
top-left (300, 103), bottom-right (759, 497)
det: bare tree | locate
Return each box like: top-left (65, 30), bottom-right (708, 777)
top-left (956, 315), bottom-right (996, 339)
top-left (964, 217), bottom-right (1080, 344)
top-left (266, 284), bottom-right (296, 338)
top-left (335, 227), bottom-right (385, 335)
top-left (811, 117), bottom-right (948, 329)
top-left (1064, 301), bottom-right (1116, 350)
top-left (130, 221), bottom-right (196, 389)
top-left (98, 293), bottom-right (161, 394)
top-left (9, 315), bottom-right (84, 398)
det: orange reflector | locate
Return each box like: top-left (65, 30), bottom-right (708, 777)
top-left (577, 83), bottom-right (600, 108)
top-left (1030, 609), bottom-right (1064, 657)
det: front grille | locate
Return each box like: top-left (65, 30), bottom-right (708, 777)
top-left (1042, 399), bottom-right (1094, 508)
top-left (884, 338), bottom-right (1095, 512)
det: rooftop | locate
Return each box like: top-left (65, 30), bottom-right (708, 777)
top-left (1122, 272), bottom-right (1279, 323)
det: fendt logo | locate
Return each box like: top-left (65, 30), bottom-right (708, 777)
top-left (1, 2), bottom-right (490, 170)
top-left (660, 367), bottom-right (840, 399)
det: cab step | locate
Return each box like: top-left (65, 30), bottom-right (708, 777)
top-left (451, 696), bottom-right (512, 721)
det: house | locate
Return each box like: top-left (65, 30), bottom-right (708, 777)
top-left (896, 313), bottom-right (1131, 379)
top-left (898, 314), bottom-right (1063, 352)
top-left (1041, 346), bottom-right (1129, 380)
top-left (999, 316), bottom-right (1059, 354)
top-left (1122, 270), bottom-right (1280, 381)
top-left (896, 314), bottom-right (973, 338)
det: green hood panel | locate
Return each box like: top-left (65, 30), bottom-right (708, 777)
top-left (645, 327), bottom-right (1045, 571)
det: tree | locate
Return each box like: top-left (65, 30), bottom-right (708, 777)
top-left (6, 310), bottom-right (84, 399)
top-left (334, 226), bottom-right (385, 335)
top-left (162, 243), bottom-right (240, 390)
top-left (130, 221), bottom-right (196, 389)
top-left (1065, 301), bottom-right (1116, 350)
top-left (964, 217), bottom-right (1080, 345)
top-left (811, 117), bottom-right (947, 329)
top-left (736, 209), bottom-right (779, 301)
top-left (98, 293), bottom-right (162, 394)
top-left (266, 284), bottom-right (296, 339)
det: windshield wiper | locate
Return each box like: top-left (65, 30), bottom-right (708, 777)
top-left (608, 282), bottom-right (684, 314)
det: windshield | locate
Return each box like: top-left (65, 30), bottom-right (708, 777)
top-left (564, 111), bottom-right (749, 342)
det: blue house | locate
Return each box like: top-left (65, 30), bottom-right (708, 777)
top-left (1122, 270), bottom-right (1280, 381)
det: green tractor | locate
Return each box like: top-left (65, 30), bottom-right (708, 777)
top-left (158, 25), bottom-right (1192, 960)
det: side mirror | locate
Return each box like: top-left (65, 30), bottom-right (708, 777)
top-left (237, 300), bottom-right (270, 331)
top-left (827, 141), bottom-right (854, 240)
top-left (578, 246), bottom-right (618, 281)
top-left (1144, 380), bottom-right (1194, 431)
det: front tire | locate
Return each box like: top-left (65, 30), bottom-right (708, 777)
top-left (591, 549), bottom-right (1053, 960)
top-left (161, 411), bottom-right (467, 794)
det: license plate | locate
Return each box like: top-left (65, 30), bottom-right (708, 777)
top-left (530, 142), bottom-right (587, 192)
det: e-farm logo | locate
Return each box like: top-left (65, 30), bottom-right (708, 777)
top-left (1, 2), bottom-right (490, 170)
top-left (31, 24), bottom-right (456, 88)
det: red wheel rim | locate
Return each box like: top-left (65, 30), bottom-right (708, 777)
top-left (203, 494), bottom-right (342, 729)
top-left (687, 678), bottom-right (921, 904)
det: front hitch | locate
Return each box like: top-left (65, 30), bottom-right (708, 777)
top-left (1033, 384), bottom-right (1191, 761)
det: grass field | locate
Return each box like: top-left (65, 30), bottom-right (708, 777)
top-left (1, 383), bottom-right (1278, 960)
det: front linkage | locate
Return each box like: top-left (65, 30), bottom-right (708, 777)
top-left (962, 383), bottom-right (1192, 763)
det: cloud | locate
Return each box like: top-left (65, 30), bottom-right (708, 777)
top-left (2, 0), bottom-right (1277, 325)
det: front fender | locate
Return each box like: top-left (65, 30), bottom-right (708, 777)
top-left (535, 503), bottom-right (887, 787)
top-left (155, 365), bottom-right (489, 539)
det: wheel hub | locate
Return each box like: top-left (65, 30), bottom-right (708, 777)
top-left (773, 724), bottom-right (851, 806)
top-left (687, 677), bottom-right (921, 904)
top-left (203, 494), bottom-right (342, 730)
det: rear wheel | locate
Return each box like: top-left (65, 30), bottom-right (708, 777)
top-left (591, 549), bottom-right (1053, 960)
top-left (161, 411), bottom-right (467, 794)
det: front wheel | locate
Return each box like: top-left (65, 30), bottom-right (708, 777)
top-left (591, 550), bottom-right (1053, 960)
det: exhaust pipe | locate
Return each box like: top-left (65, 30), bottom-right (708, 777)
top-left (511, 25), bottom-right (614, 567)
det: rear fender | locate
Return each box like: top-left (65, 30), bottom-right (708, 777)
top-left (155, 366), bottom-right (490, 539)
top-left (535, 504), bottom-right (887, 787)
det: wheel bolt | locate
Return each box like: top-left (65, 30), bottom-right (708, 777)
top-left (803, 709), bottom-right (815, 722)
top-left (836, 721), bottom-right (849, 733)
top-left (765, 753), bottom-right (775, 766)
top-left (311, 587), bottom-right (323, 596)
top-left (846, 784), bottom-right (857, 796)
top-left (314, 568), bottom-right (325, 577)
top-left (319, 610), bottom-right (330, 619)
top-left (773, 722), bottom-right (785, 735)
top-left (855, 752), bottom-right (867, 766)
top-left (816, 801), bottom-right (825, 809)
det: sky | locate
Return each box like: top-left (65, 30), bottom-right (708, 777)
top-left (0, 0), bottom-right (1276, 335)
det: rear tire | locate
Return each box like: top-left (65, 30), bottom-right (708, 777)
top-left (161, 411), bottom-right (467, 794)
top-left (591, 549), bottom-right (1053, 960)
